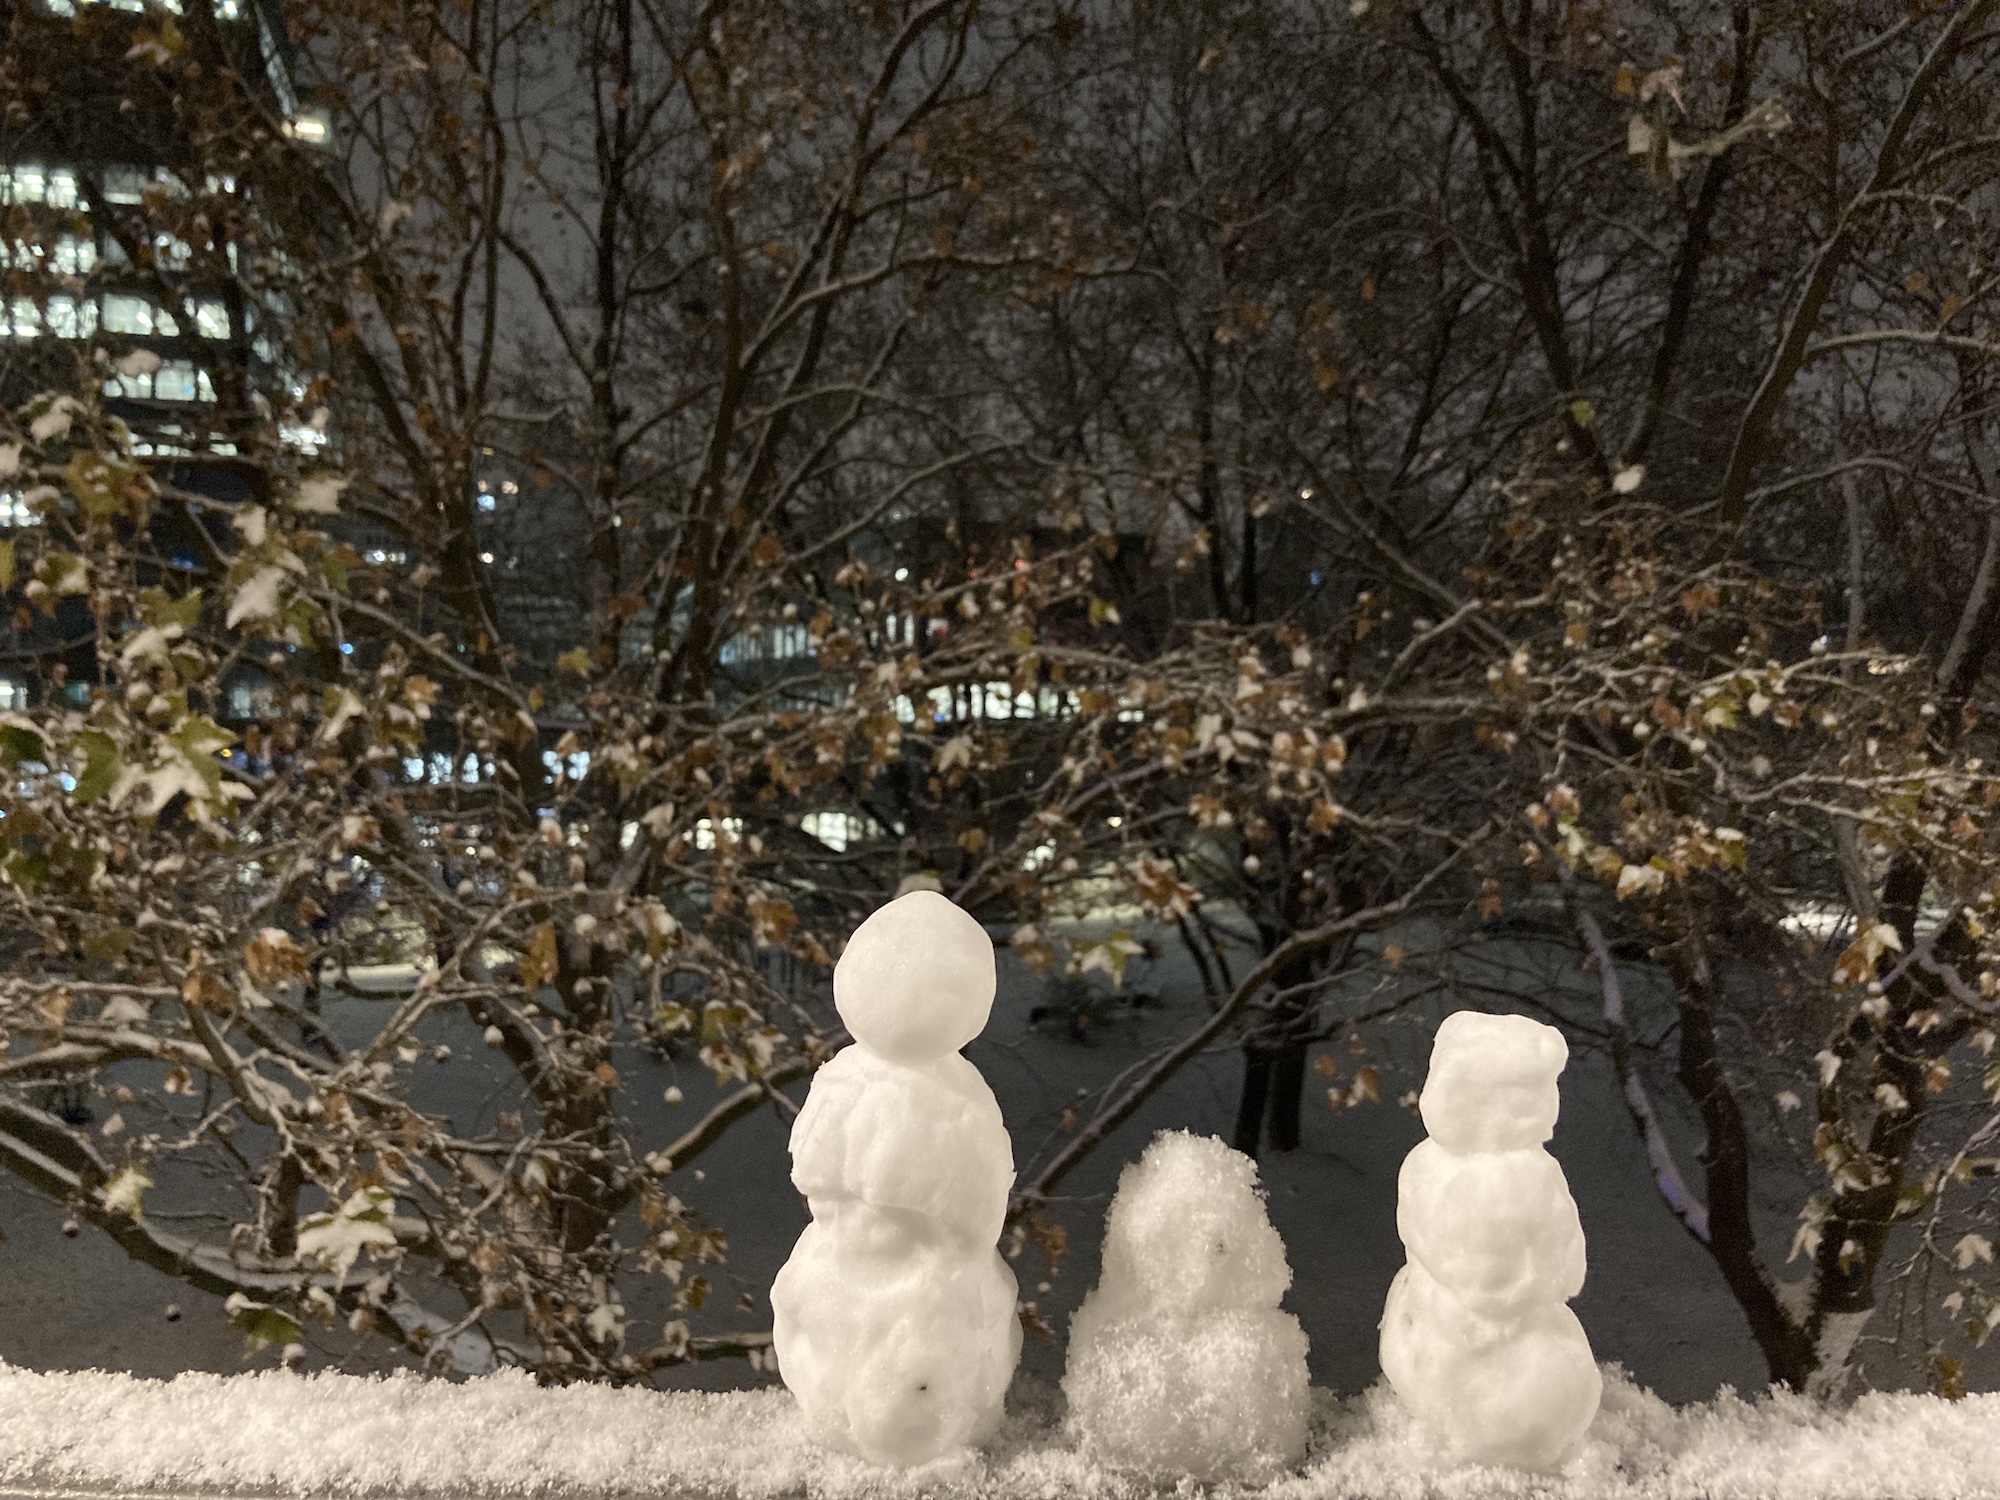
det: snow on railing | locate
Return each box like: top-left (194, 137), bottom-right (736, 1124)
top-left (1, 1363), bottom-right (1996, 1500)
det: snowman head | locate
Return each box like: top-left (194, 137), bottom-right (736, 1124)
top-left (1419, 1010), bottom-right (1567, 1153)
top-left (1098, 1131), bottom-right (1291, 1316)
top-left (833, 891), bottom-right (996, 1065)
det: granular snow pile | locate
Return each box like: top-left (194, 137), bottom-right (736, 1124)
top-left (4, 1361), bottom-right (2000, 1499)
top-left (1064, 1130), bottom-right (1310, 1482)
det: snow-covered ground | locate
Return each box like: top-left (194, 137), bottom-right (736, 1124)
top-left (2, 1361), bottom-right (1997, 1500)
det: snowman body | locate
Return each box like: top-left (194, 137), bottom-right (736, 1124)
top-left (770, 892), bottom-right (1021, 1465)
top-left (1063, 1131), bottom-right (1309, 1483)
top-left (1378, 1011), bottom-right (1601, 1471)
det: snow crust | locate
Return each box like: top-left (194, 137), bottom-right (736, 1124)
top-left (5, 1362), bottom-right (2000, 1500)
top-left (1064, 1130), bottom-right (1309, 1482)
top-left (1381, 1011), bottom-right (1600, 1471)
top-left (771, 891), bottom-right (1019, 1466)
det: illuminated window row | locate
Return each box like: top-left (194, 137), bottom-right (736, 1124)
top-left (0, 166), bottom-right (79, 208)
top-left (0, 293), bottom-right (231, 340)
top-left (2, 232), bottom-right (200, 273)
top-left (892, 682), bottom-right (1086, 724)
top-left (42, 0), bottom-right (243, 21)
top-left (105, 362), bottom-right (219, 403)
top-left (0, 164), bottom-right (237, 207)
top-left (801, 809), bottom-right (885, 852)
top-left (399, 753), bottom-right (497, 785)
top-left (0, 233), bottom-right (97, 274)
top-left (0, 491), bottom-right (37, 527)
top-left (719, 622), bottom-right (812, 664)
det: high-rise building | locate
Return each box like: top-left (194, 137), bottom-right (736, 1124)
top-left (0, 0), bottom-right (319, 707)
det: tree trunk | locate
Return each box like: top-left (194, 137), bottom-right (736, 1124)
top-left (1266, 1033), bottom-right (1308, 1152)
top-left (1231, 1047), bottom-right (1273, 1157)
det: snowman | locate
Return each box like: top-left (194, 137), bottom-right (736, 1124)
top-left (1063, 1131), bottom-right (1310, 1483)
top-left (1378, 1010), bottom-right (1601, 1470)
top-left (770, 891), bottom-right (1022, 1466)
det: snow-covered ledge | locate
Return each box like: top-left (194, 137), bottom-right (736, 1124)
top-left (1, 1364), bottom-right (1996, 1500)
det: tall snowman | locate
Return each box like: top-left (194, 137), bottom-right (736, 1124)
top-left (1378, 1010), bottom-right (1601, 1471)
top-left (771, 891), bottom-right (1022, 1466)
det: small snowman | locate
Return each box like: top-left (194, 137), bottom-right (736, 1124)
top-left (1063, 1131), bottom-right (1310, 1483)
top-left (1378, 1010), bottom-right (1601, 1471)
top-left (770, 891), bottom-right (1022, 1466)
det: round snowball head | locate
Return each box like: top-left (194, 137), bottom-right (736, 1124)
top-left (1419, 1011), bottom-right (1568, 1153)
top-left (833, 891), bottom-right (995, 1064)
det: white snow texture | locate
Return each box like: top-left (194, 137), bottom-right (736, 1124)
top-left (770, 890), bottom-right (1021, 1466)
top-left (7, 1362), bottom-right (2000, 1500)
top-left (1064, 1129), bottom-right (1311, 1482)
top-left (1379, 1009), bottom-right (1602, 1471)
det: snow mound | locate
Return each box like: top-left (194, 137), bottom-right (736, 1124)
top-left (1065, 1132), bottom-right (1309, 1482)
top-left (1, 1362), bottom-right (2000, 1499)
top-left (1089, 1129), bottom-right (1293, 1318)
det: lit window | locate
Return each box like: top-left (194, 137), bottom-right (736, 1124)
top-left (53, 234), bottom-right (96, 274)
top-left (0, 491), bottom-right (36, 527)
top-left (719, 622), bottom-right (812, 665)
top-left (2, 166), bottom-right (46, 205)
top-left (0, 680), bottom-right (24, 711)
top-left (44, 296), bottom-right (96, 340)
top-left (45, 169), bottom-right (77, 209)
top-left (193, 298), bottom-right (229, 339)
top-left (102, 294), bottom-right (152, 335)
top-left (225, 680), bottom-right (275, 718)
top-left (801, 810), bottom-right (883, 853)
top-left (7, 298), bottom-right (39, 338)
top-left (155, 361), bottom-right (198, 402)
top-left (692, 817), bottom-right (744, 851)
top-left (540, 749), bottom-right (590, 780)
top-left (196, 368), bottom-right (216, 402)
top-left (103, 166), bottom-right (148, 205)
